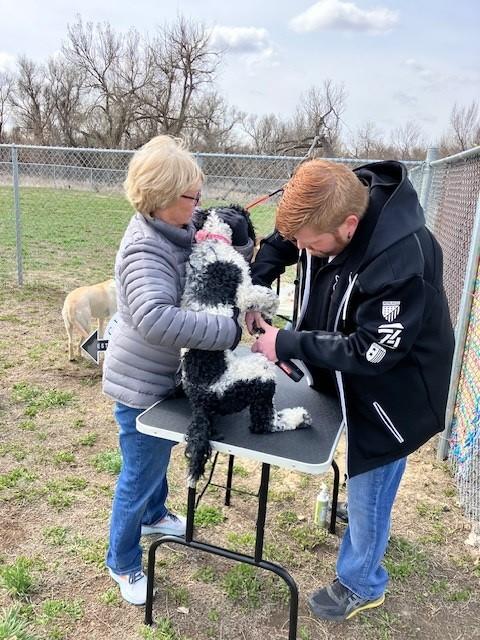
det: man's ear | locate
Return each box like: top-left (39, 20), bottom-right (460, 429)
top-left (342, 214), bottom-right (360, 240)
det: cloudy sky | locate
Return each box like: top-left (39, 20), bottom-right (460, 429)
top-left (1, 0), bottom-right (479, 143)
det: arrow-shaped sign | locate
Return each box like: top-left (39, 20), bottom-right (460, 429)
top-left (81, 330), bottom-right (109, 365)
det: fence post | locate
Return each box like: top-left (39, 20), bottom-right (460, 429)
top-left (437, 193), bottom-right (480, 460)
top-left (11, 145), bottom-right (24, 286)
top-left (419, 147), bottom-right (439, 215)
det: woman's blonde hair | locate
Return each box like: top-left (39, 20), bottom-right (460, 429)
top-left (276, 159), bottom-right (369, 238)
top-left (124, 135), bottom-right (204, 215)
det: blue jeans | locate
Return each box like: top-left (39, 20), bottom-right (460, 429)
top-left (336, 457), bottom-right (407, 600)
top-left (106, 402), bottom-right (175, 574)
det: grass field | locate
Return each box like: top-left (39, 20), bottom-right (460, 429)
top-left (0, 186), bottom-right (479, 639)
top-left (0, 186), bottom-right (278, 287)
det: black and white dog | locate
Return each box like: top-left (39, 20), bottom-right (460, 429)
top-left (181, 208), bottom-right (311, 482)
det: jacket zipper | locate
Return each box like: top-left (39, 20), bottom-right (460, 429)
top-left (372, 401), bottom-right (405, 443)
top-left (333, 272), bottom-right (358, 479)
top-left (295, 251), bottom-right (312, 329)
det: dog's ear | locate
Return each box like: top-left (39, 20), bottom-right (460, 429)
top-left (192, 207), bottom-right (211, 230)
top-left (224, 204), bottom-right (256, 245)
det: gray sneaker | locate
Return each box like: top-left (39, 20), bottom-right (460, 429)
top-left (308, 579), bottom-right (385, 621)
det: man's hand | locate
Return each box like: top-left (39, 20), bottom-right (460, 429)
top-left (251, 315), bottom-right (279, 362)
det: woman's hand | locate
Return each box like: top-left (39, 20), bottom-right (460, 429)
top-left (245, 310), bottom-right (264, 335)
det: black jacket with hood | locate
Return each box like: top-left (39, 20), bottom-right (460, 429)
top-left (251, 161), bottom-right (454, 477)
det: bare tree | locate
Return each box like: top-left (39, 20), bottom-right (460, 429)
top-left (276, 80), bottom-right (347, 157)
top-left (349, 121), bottom-right (382, 159)
top-left (449, 101), bottom-right (480, 152)
top-left (0, 71), bottom-right (14, 142)
top-left (47, 57), bottom-right (86, 146)
top-left (186, 92), bottom-right (243, 152)
top-left (63, 17), bottom-right (149, 147)
top-left (133, 17), bottom-right (219, 144)
top-left (390, 120), bottom-right (426, 160)
top-left (9, 56), bottom-right (54, 144)
top-left (242, 113), bottom-right (289, 155)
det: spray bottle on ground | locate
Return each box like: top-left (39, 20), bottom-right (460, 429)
top-left (314, 483), bottom-right (330, 528)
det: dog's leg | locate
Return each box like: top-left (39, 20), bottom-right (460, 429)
top-left (97, 317), bottom-right (105, 339)
top-left (249, 380), bottom-right (276, 434)
top-left (62, 312), bottom-right (76, 361)
top-left (185, 406), bottom-right (214, 483)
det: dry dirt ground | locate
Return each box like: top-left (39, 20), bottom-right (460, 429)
top-left (0, 281), bottom-right (479, 640)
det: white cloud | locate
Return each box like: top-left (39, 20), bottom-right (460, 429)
top-left (210, 26), bottom-right (271, 55)
top-left (209, 25), bottom-right (278, 73)
top-left (0, 52), bottom-right (15, 72)
top-left (290, 0), bottom-right (398, 34)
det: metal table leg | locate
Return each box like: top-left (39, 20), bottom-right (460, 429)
top-left (144, 462), bottom-right (299, 640)
top-left (329, 459), bottom-right (340, 535)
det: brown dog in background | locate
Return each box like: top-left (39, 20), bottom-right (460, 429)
top-left (62, 279), bottom-right (117, 361)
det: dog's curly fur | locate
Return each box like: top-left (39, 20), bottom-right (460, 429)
top-left (181, 207), bottom-right (311, 483)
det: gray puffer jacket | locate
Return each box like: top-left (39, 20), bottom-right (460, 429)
top-left (103, 213), bottom-right (239, 409)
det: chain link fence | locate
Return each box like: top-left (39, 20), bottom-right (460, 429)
top-left (0, 144), bottom-right (420, 288)
top-left (1, 142), bottom-right (479, 533)
top-left (411, 147), bottom-right (480, 538)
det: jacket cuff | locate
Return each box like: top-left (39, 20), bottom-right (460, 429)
top-left (276, 329), bottom-right (302, 361)
top-left (233, 237), bottom-right (254, 263)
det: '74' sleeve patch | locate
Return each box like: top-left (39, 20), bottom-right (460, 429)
top-left (377, 323), bottom-right (404, 349)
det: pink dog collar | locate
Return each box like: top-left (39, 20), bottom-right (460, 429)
top-left (195, 229), bottom-right (232, 245)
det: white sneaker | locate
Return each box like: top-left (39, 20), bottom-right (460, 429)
top-left (108, 568), bottom-right (147, 606)
top-left (141, 512), bottom-right (187, 536)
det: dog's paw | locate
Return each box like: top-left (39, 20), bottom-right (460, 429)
top-left (273, 407), bottom-right (312, 432)
top-left (241, 285), bottom-right (279, 318)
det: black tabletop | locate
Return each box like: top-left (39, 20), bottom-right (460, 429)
top-left (137, 358), bottom-right (343, 474)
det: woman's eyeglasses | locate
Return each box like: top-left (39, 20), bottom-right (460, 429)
top-left (181, 192), bottom-right (201, 206)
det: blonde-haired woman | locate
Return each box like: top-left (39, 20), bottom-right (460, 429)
top-left (103, 135), bottom-right (245, 605)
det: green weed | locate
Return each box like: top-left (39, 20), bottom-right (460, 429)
top-left (43, 526), bottom-right (69, 547)
top-left (166, 586), bottom-right (189, 607)
top-left (37, 598), bottom-right (84, 625)
top-left (99, 588), bottom-right (122, 606)
top-left (13, 382), bottom-right (74, 418)
top-left (19, 420), bottom-right (36, 431)
top-left (0, 444), bottom-right (27, 461)
top-left (0, 557), bottom-right (34, 599)
top-left (47, 492), bottom-right (74, 511)
top-left (43, 478), bottom-right (86, 512)
top-left (12, 383), bottom-right (74, 417)
top-left (0, 605), bottom-right (37, 640)
top-left (68, 535), bottom-right (108, 569)
top-left (298, 627), bottom-right (312, 640)
top-left (276, 510), bottom-right (299, 528)
top-left (384, 536), bottom-right (427, 580)
top-left (91, 450), bottom-right (122, 475)
top-left (194, 505), bottom-right (225, 527)
top-left (207, 608), bottom-right (219, 622)
top-left (291, 524), bottom-right (328, 551)
top-left (448, 588), bottom-right (471, 602)
top-left (76, 433), bottom-right (98, 447)
top-left (140, 617), bottom-right (185, 640)
top-left (0, 468), bottom-right (36, 491)
top-left (226, 531), bottom-right (255, 551)
top-left (232, 464), bottom-right (249, 478)
top-left (429, 578), bottom-right (449, 595)
top-left (52, 451), bottom-right (76, 466)
top-left (223, 564), bottom-right (262, 607)
top-left (192, 566), bottom-right (217, 583)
